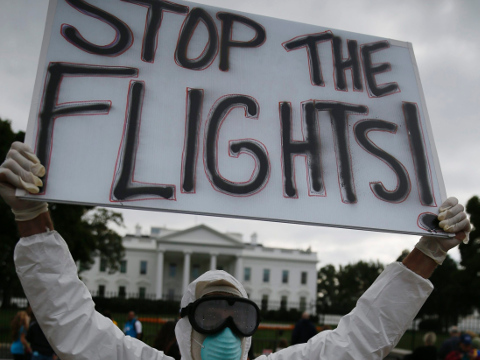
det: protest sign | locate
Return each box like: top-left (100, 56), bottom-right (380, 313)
top-left (21, 0), bottom-right (447, 236)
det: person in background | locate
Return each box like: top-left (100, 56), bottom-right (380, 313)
top-left (124, 311), bottom-right (143, 340)
top-left (472, 335), bottom-right (480, 352)
top-left (152, 321), bottom-right (180, 360)
top-left (439, 326), bottom-right (462, 359)
top-left (276, 339), bottom-right (288, 351)
top-left (10, 310), bottom-right (31, 360)
top-left (445, 333), bottom-right (480, 360)
top-left (103, 310), bottom-right (118, 327)
top-left (291, 312), bottom-right (317, 345)
top-left (27, 311), bottom-right (55, 360)
top-left (404, 331), bottom-right (437, 360)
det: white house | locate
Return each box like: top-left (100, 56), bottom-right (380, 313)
top-left (81, 224), bottom-right (318, 314)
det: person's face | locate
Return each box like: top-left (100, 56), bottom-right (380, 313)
top-left (127, 311), bottom-right (135, 321)
top-left (190, 292), bottom-right (246, 360)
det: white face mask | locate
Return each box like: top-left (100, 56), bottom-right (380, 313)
top-left (199, 327), bottom-right (242, 360)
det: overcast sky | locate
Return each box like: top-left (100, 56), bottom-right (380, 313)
top-left (1, 0), bottom-right (478, 268)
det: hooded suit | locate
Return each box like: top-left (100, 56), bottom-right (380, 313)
top-left (15, 231), bottom-right (433, 360)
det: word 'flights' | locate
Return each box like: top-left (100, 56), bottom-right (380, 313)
top-left (35, 0), bottom-right (434, 208)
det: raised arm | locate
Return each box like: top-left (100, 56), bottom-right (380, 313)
top-left (0, 142), bottom-right (169, 360)
top-left (404, 196), bottom-right (470, 279)
top-left (0, 142), bottom-right (51, 234)
top-left (261, 199), bottom-right (470, 360)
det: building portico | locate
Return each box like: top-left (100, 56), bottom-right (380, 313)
top-left (81, 224), bottom-right (318, 313)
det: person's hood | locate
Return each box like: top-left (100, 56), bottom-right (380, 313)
top-left (175, 270), bottom-right (251, 360)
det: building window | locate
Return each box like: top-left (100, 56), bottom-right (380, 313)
top-left (140, 261), bottom-right (147, 275)
top-left (263, 269), bottom-right (270, 283)
top-left (244, 267), bottom-right (251, 282)
top-left (169, 263), bottom-right (177, 277)
top-left (280, 295), bottom-right (288, 310)
top-left (119, 286), bottom-right (126, 298)
top-left (139, 287), bottom-right (146, 299)
top-left (99, 258), bottom-right (107, 272)
top-left (301, 271), bottom-right (308, 285)
top-left (261, 295), bottom-right (269, 311)
top-left (282, 270), bottom-right (289, 284)
top-left (192, 264), bottom-right (200, 280)
top-left (98, 285), bottom-right (105, 297)
top-left (120, 260), bottom-right (127, 274)
top-left (299, 296), bottom-right (307, 312)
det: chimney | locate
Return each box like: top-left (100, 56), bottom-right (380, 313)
top-left (251, 232), bottom-right (257, 245)
top-left (135, 224), bottom-right (142, 237)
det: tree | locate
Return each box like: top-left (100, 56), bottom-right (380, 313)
top-left (417, 255), bottom-right (466, 331)
top-left (455, 196), bottom-right (480, 314)
top-left (0, 118), bottom-right (125, 307)
top-left (50, 204), bottom-right (125, 272)
top-left (396, 249), bottom-right (410, 262)
top-left (317, 264), bottom-right (339, 314)
top-left (317, 260), bottom-right (384, 315)
top-left (335, 260), bottom-right (384, 314)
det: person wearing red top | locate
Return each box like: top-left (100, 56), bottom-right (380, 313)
top-left (445, 334), bottom-right (480, 360)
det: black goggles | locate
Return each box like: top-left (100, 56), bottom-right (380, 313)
top-left (180, 296), bottom-right (260, 337)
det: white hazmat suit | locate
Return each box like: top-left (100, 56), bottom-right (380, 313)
top-left (15, 230), bottom-right (433, 360)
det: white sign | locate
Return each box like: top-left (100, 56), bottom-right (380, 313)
top-left (23, 0), bottom-right (447, 236)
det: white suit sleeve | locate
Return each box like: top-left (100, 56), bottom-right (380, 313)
top-left (135, 321), bottom-right (143, 335)
top-left (257, 262), bottom-right (433, 360)
top-left (14, 231), bottom-right (172, 360)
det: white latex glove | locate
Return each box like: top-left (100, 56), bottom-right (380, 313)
top-left (415, 197), bottom-right (471, 265)
top-left (0, 142), bottom-right (48, 221)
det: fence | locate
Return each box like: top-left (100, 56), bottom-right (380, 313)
top-left (88, 290), bottom-right (316, 315)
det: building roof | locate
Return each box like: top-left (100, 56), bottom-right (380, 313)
top-left (125, 224), bottom-right (317, 263)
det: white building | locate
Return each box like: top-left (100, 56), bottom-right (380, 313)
top-left (81, 224), bottom-right (318, 313)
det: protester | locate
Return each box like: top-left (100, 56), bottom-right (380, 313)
top-left (103, 310), bottom-right (118, 327)
top-left (291, 312), bottom-right (317, 345)
top-left (0, 141), bottom-right (471, 360)
top-left (473, 336), bottom-right (480, 351)
top-left (439, 326), bottom-right (462, 359)
top-left (10, 310), bottom-right (31, 360)
top-left (27, 311), bottom-right (55, 360)
top-left (404, 331), bottom-right (437, 360)
top-left (153, 321), bottom-right (180, 360)
top-left (445, 333), bottom-right (480, 360)
top-left (275, 339), bottom-right (288, 351)
top-left (124, 311), bottom-right (143, 340)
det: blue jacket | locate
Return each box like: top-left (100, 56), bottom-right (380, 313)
top-left (124, 318), bottom-right (139, 338)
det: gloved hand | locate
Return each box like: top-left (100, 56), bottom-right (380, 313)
top-left (0, 142), bottom-right (48, 221)
top-left (415, 197), bottom-right (471, 265)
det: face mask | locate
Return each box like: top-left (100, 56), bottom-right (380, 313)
top-left (200, 327), bottom-right (242, 360)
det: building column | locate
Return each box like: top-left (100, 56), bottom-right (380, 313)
top-left (210, 253), bottom-right (218, 270)
top-left (182, 251), bottom-right (191, 294)
top-left (235, 255), bottom-right (243, 280)
top-left (155, 250), bottom-right (164, 300)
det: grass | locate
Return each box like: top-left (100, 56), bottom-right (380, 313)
top-left (0, 309), bottom-right (450, 355)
